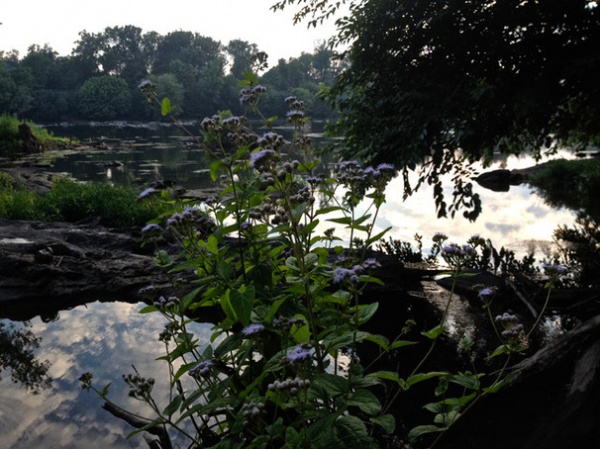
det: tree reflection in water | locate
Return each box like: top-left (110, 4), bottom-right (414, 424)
top-left (0, 321), bottom-right (51, 393)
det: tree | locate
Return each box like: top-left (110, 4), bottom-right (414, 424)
top-left (153, 31), bottom-right (225, 78)
top-left (77, 75), bottom-right (131, 120)
top-left (0, 55), bottom-right (33, 115)
top-left (273, 0), bottom-right (600, 218)
top-left (143, 73), bottom-right (185, 119)
top-left (226, 39), bottom-right (259, 79)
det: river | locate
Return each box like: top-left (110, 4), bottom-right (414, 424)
top-left (0, 122), bottom-right (579, 448)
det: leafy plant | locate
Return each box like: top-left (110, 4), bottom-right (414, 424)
top-left (80, 75), bottom-right (567, 449)
top-left (0, 175), bottom-right (168, 227)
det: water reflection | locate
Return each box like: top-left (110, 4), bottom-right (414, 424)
top-left (0, 321), bottom-right (51, 393)
top-left (0, 301), bottom-right (212, 449)
top-left (44, 125), bottom-right (579, 258)
top-left (333, 153), bottom-right (578, 258)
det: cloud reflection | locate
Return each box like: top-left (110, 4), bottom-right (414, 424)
top-left (0, 301), bottom-right (213, 449)
top-left (319, 153), bottom-right (577, 258)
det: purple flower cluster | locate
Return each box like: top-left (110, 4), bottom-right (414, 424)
top-left (166, 206), bottom-right (215, 237)
top-left (141, 223), bottom-right (163, 243)
top-left (138, 187), bottom-right (157, 199)
top-left (250, 148), bottom-right (277, 169)
top-left (200, 115), bottom-right (221, 133)
top-left (285, 345), bottom-right (312, 364)
top-left (477, 286), bottom-right (496, 300)
top-left (495, 312), bottom-right (524, 341)
top-left (241, 323), bottom-right (265, 337)
top-left (542, 263), bottom-right (567, 277)
top-left (257, 132), bottom-right (285, 149)
top-left (189, 360), bottom-right (214, 378)
top-left (442, 243), bottom-right (474, 257)
top-left (333, 266), bottom-right (362, 284)
top-left (240, 85), bottom-right (267, 106)
top-left (332, 258), bottom-right (381, 284)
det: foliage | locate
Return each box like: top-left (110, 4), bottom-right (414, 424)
top-left (0, 321), bottom-right (51, 394)
top-left (2, 26), bottom-right (340, 123)
top-left (77, 75), bottom-right (132, 120)
top-left (0, 113), bottom-right (71, 155)
top-left (79, 76), bottom-right (568, 449)
top-left (0, 176), bottom-right (168, 227)
top-left (528, 158), bottom-right (600, 221)
top-left (554, 214), bottom-right (600, 288)
top-left (274, 0), bottom-right (600, 219)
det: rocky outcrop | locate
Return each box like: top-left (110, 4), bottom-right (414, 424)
top-left (0, 218), bottom-right (169, 321)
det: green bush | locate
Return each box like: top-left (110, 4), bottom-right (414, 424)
top-left (0, 176), bottom-right (170, 227)
top-left (0, 114), bottom-right (22, 153)
top-left (0, 113), bottom-right (73, 155)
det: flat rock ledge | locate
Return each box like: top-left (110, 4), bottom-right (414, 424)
top-left (0, 218), bottom-right (169, 321)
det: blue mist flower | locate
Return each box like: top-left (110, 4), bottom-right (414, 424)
top-left (138, 187), bottom-right (156, 199)
top-left (286, 345), bottom-right (312, 364)
top-left (241, 323), bottom-right (264, 337)
top-left (250, 148), bottom-right (276, 168)
top-left (189, 360), bottom-right (214, 378)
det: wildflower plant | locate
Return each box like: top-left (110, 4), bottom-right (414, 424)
top-left (82, 73), bottom-right (406, 449)
top-left (80, 73), bottom-right (573, 449)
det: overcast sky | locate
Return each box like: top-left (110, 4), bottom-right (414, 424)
top-left (0, 0), bottom-right (342, 62)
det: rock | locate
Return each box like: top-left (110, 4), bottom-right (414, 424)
top-left (437, 314), bottom-right (600, 449)
top-left (0, 218), bottom-right (172, 321)
top-left (474, 169), bottom-right (525, 192)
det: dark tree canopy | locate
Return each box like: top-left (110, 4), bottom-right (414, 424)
top-left (274, 0), bottom-right (600, 218)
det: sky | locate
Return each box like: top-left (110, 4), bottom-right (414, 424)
top-left (0, 0), bottom-right (342, 62)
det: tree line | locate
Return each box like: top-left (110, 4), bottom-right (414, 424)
top-left (0, 25), bottom-right (343, 123)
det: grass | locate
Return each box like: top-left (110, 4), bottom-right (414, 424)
top-left (0, 175), bottom-right (171, 228)
top-left (0, 113), bottom-right (73, 155)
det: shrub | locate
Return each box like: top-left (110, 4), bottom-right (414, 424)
top-left (79, 75), bottom-right (567, 449)
top-left (0, 175), bottom-right (169, 227)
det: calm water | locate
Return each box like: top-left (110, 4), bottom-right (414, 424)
top-left (0, 301), bottom-right (212, 449)
top-left (0, 123), bottom-right (579, 448)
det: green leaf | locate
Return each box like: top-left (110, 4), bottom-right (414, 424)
top-left (127, 417), bottom-right (168, 439)
top-left (229, 286), bottom-right (255, 327)
top-left (422, 324), bottom-right (445, 339)
top-left (408, 424), bottom-right (446, 443)
top-left (307, 414), bottom-right (337, 447)
top-left (406, 371), bottom-right (449, 387)
top-left (303, 252), bottom-right (318, 267)
top-left (161, 97), bottom-right (173, 116)
top-left (370, 414), bottom-right (396, 434)
top-left (328, 216), bottom-right (353, 225)
top-left (356, 302), bottom-right (378, 324)
top-left (389, 340), bottom-right (418, 350)
top-left (348, 389), bottom-right (382, 415)
top-left (311, 373), bottom-right (349, 397)
top-left (365, 226), bottom-right (392, 246)
top-left (487, 344), bottom-right (511, 359)
top-left (290, 313), bottom-right (310, 343)
top-left (138, 305), bottom-right (158, 314)
top-left (243, 71), bottom-right (259, 84)
top-left (162, 394), bottom-right (183, 417)
top-left (172, 362), bottom-right (196, 383)
top-left (210, 160), bottom-right (222, 182)
top-left (370, 370), bottom-right (403, 384)
top-left (447, 373), bottom-right (482, 390)
top-left (333, 415), bottom-right (376, 448)
top-left (315, 206), bottom-right (344, 216)
top-left (364, 333), bottom-right (389, 351)
top-left (99, 382), bottom-right (111, 397)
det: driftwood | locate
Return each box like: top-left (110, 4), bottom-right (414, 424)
top-left (438, 315), bottom-right (600, 449)
top-left (102, 401), bottom-right (173, 449)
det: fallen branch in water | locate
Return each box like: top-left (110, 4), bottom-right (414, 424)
top-left (102, 401), bottom-right (173, 449)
